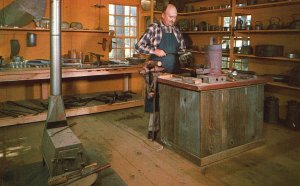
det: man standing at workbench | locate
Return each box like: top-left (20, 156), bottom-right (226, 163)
top-left (135, 3), bottom-right (186, 140)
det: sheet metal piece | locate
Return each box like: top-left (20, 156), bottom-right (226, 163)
top-left (0, 0), bottom-right (46, 27)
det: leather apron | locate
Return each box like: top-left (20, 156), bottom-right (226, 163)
top-left (145, 29), bottom-right (180, 113)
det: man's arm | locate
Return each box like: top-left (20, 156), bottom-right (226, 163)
top-left (174, 27), bottom-right (186, 52)
top-left (135, 24), bottom-right (158, 54)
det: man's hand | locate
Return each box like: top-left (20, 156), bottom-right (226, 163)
top-left (153, 49), bottom-right (166, 57)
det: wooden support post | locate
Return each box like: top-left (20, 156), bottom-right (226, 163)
top-left (41, 82), bottom-right (49, 100)
top-left (123, 74), bottom-right (129, 92)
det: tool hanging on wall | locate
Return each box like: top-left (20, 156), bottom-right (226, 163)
top-left (10, 39), bottom-right (20, 59)
top-left (98, 38), bottom-right (107, 51)
top-left (108, 30), bottom-right (116, 52)
top-left (97, 30), bottom-right (116, 52)
top-left (91, 2), bottom-right (106, 30)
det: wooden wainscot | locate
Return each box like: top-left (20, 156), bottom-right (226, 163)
top-left (158, 74), bottom-right (268, 166)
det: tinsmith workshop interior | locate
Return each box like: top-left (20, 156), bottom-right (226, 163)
top-left (0, 0), bottom-right (299, 186)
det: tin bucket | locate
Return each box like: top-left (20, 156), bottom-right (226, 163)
top-left (27, 32), bottom-right (37, 47)
top-left (264, 96), bottom-right (279, 124)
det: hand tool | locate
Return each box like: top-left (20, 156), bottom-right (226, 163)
top-left (48, 163), bottom-right (111, 186)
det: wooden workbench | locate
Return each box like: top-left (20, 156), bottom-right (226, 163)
top-left (158, 74), bottom-right (268, 166)
top-left (0, 66), bottom-right (144, 127)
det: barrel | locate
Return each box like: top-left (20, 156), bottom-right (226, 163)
top-left (264, 96), bottom-right (279, 124)
top-left (205, 44), bottom-right (222, 76)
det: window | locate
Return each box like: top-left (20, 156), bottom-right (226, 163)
top-left (109, 4), bottom-right (138, 60)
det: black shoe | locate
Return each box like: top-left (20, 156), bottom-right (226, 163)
top-left (147, 131), bottom-right (157, 140)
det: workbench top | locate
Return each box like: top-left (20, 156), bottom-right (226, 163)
top-left (0, 65), bottom-right (142, 82)
top-left (158, 74), bottom-right (269, 91)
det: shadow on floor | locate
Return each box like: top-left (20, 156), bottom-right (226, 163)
top-left (1, 151), bottom-right (126, 186)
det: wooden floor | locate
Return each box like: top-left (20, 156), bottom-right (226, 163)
top-left (0, 106), bottom-right (299, 186)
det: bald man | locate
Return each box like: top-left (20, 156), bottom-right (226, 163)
top-left (135, 4), bottom-right (186, 140)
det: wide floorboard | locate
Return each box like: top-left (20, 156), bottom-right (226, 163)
top-left (0, 106), bottom-right (299, 186)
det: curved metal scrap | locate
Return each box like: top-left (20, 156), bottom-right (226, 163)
top-left (0, 0), bottom-right (46, 27)
top-left (16, 0), bottom-right (46, 19)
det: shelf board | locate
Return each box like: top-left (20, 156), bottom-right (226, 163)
top-left (267, 82), bottom-right (300, 91)
top-left (235, 54), bottom-right (300, 62)
top-left (190, 51), bottom-right (205, 54)
top-left (141, 12), bottom-right (151, 17)
top-left (236, 0), bottom-right (300, 10)
top-left (154, 8), bottom-right (231, 16)
top-left (0, 96), bottom-right (144, 127)
top-left (190, 51), bottom-right (230, 56)
top-left (182, 31), bottom-right (231, 34)
top-left (0, 27), bottom-right (109, 33)
top-left (235, 29), bottom-right (300, 34)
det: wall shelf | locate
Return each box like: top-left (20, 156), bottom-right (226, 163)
top-left (182, 31), bottom-right (231, 34)
top-left (236, 0), bottom-right (300, 10)
top-left (235, 29), bottom-right (300, 34)
top-left (267, 82), bottom-right (300, 91)
top-left (190, 50), bottom-right (230, 56)
top-left (154, 8), bottom-right (231, 16)
top-left (0, 27), bottom-right (109, 33)
top-left (235, 54), bottom-right (300, 62)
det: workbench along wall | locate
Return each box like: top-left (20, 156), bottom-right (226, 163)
top-left (0, 0), bottom-right (143, 102)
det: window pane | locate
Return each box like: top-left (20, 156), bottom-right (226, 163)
top-left (131, 38), bottom-right (137, 48)
top-left (109, 26), bottom-right (115, 31)
top-left (109, 4), bottom-right (115, 14)
top-left (109, 15), bottom-right (115, 26)
top-left (112, 38), bottom-right (117, 49)
top-left (124, 38), bottom-right (130, 48)
top-left (130, 27), bottom-right (136, 36)
top-left (117, 49), bottom-right (124, 58)
top-left (124, 27), bottom-right (130, 36)
top-left (116, 27), bottom-right (123, 36)
top-left (130, 7), bottom-right (136, 16)
top-left (125, 49), bottom-right (131, 57)
top-left (116, 5), bottom-right (123, 15)
top-left (130, 17), bottom-right (136, 26)
top-left (110, 49), bottom-right (116, 58)
top-left (130, 50), bottom-right (134, 56)
top-left (116, 38), bottom-right (123, 48)
top-left (124, 6), bottom-right (130, 15)
top-left (116, 16), bottom-right (124, 26)
top-left (124, 16), bottom-right (130, 26)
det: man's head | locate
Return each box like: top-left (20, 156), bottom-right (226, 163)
top-left (161, 4), bottom-right (177, 26)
